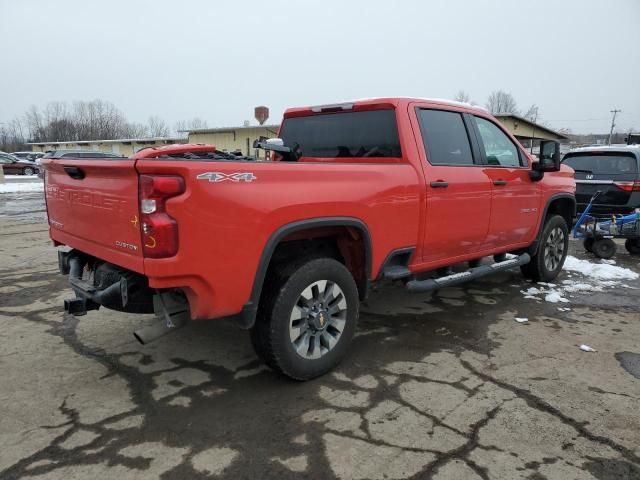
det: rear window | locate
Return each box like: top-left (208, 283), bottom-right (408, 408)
top-left (563, 153), bottom-right (637, 175)
top-left (279, 109), bottom-right (401, 158)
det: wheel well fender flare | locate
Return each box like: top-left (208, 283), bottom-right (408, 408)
top-left (235, 217), bottom-right (372, 329)
top-left (530, 194), bottom-right (576, 253)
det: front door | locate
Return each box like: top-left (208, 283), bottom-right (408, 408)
top-left (472, 116), bottom-right (540, 248)
top-left (414, 108), bottom-right (492, 264)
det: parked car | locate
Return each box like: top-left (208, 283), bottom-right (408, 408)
top-left (562, 146), bottom-right (640, 215)
top-left (42, 98), bottom-right (575, 380)
top-left (11, 151), bottom-right (43, 162)
top-left (0, 152), bottom-right (40, 175)
top-left (42, 150), bottom-right (125, 159)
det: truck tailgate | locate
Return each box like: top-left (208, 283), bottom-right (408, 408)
top-left (44, 159), bottom-right (144, 273)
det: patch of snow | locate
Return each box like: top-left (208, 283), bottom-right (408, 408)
top-left (5, 174), bottom-right (39, 178)
top-left (514, 317), bottom-right (528, 323)
top-left (545, 291), bottom-right (569, 303)
top-left (600, 259), bottom-right (616, 265)
top-left (521, 255), bottom-right (639, 305)
top-left (563, 255), bottom-right (638, 281)
top-left (579, 344), bottom-right (596, 352)
top-left (0, 182), bottom-right (44, 194)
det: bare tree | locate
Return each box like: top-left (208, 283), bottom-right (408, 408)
top-left (174, 117), bottom-right (208, 134)
top-left (485, 90), bottom-right (519, 115)
top-left (453, 90), bottom-right (471, 103)
top-left (122, 122), bottom-right (149, 138)
top-left (523, 104), bottom-right (539, 122)
top-left (147, 116), bottom-right (170, 137)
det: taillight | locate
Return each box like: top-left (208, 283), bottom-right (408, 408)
top-left (613, 181), bottom-right (640, 192)
top-left (139, 175), bottom-right (184, 258)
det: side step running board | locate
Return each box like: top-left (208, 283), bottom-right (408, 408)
top-left (406, 253), bottom-right (530, 293)
top-left (381, 265), bottom-right (412, 280)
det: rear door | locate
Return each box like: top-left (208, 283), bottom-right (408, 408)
top-left (413, 107), bottom-right (492, 264)
top-left (44, 158), bottom-right (144, 273)
top-left (563, 152), bottom-right (638, 210)
top-left (471, 115), bottom-right (540, 247)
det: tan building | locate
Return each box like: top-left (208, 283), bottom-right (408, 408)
top-left (28, 137), bottom-right (187, 157)
top-left (185, 125), bottom-right (280, 159)
top-left (495, 114), bottom-right (568, 147)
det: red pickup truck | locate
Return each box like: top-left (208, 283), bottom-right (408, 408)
top-left (43, 98), bottom-right (575, 380)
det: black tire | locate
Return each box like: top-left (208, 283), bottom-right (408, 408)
top-left (583, 238), bottom-right (594, 253)
top-left (521, 215), bottom-right (569, 282)
top-left (625, 238), bottom-right (640, 255)
top-left (23, 167), bottom-right (35, 175)
top-left (250, 257), bottom-right (359, 381)
top-left (592, 238), bottom-right (617, 259)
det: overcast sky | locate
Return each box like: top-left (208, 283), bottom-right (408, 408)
top-left (1, 0), bottom-right (639, 134)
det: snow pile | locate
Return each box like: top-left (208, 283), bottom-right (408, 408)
top-left (563, 255), bottom-right (638, 281)
top-left (521, 255), bottom-right (638, 303)
top-left (0, 182), bottom-right (44, 194)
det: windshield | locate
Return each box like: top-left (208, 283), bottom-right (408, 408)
top-left (563, 153), bottom-right (637, 175)
top-left (279, 109), bottom-right (401, 158)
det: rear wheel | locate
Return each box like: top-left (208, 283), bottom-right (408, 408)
top-left (592, 238), bottom-right (617, 259)
top-left (521, 215), bottom-right (569, 282)
top-left (250, 257), bottom-right (359, 380)
top-left (625, 238), bottom-right (640, 255)
top-left (583, 238), bottom-right (594, 253)
top-left (23, 167), bottom-right (35, 176)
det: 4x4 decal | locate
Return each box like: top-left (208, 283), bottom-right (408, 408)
top-left (197, 172), bottom-right (257, 183)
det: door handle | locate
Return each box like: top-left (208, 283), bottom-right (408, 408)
top-left (493, 180), bottom-right (508, 186)
top-left (63, 166), bottom-right (85, 180)
top-left (430, 180), bottom-right (449, 188)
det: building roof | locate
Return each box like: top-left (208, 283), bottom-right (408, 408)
top-left (494, 114), bottom-right (568, 140)
top-left (27, 136), bottom-right (187, 146)
top-left (182, 125), bottom-right (280, 134)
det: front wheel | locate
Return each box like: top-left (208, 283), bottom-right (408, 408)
top-left (592, 238), bottom-right (617, 259)
top-left (251, 257), bottom-right (359, 380)
top-left (23, 167), bottom-right (35, 175)
top-left (625, 238), bottom-right (640, 255)
top-left (521, 215), bottom-right (569, 282)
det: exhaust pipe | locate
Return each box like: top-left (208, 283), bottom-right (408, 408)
top-left (134, 291), bottom-right (189, 345)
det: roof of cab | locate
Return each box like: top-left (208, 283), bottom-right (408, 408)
top-left (284, 97), bottom-right (489, 117)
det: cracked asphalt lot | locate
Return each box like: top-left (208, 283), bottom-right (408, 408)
top-left (1, 190), bottom-right (639, 479)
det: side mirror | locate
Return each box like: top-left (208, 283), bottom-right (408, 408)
top-left (538, 140), bottom-right (561, 172)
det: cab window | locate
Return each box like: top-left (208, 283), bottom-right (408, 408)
top-left (417, 109), bottom-right (475, 166)
top-left (474, 117), bottom-right (523, 167)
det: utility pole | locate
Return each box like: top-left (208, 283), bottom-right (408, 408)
top-left (608, 109), bottom-right (621, 145)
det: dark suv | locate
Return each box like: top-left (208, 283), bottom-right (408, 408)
top-left (562, 146), bottom-right (640, 215)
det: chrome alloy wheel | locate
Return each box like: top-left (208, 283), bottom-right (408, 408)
top-left (544, 227), bottom-right (565, 271)
top-left (289, 280), bottom-right (347, 359)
